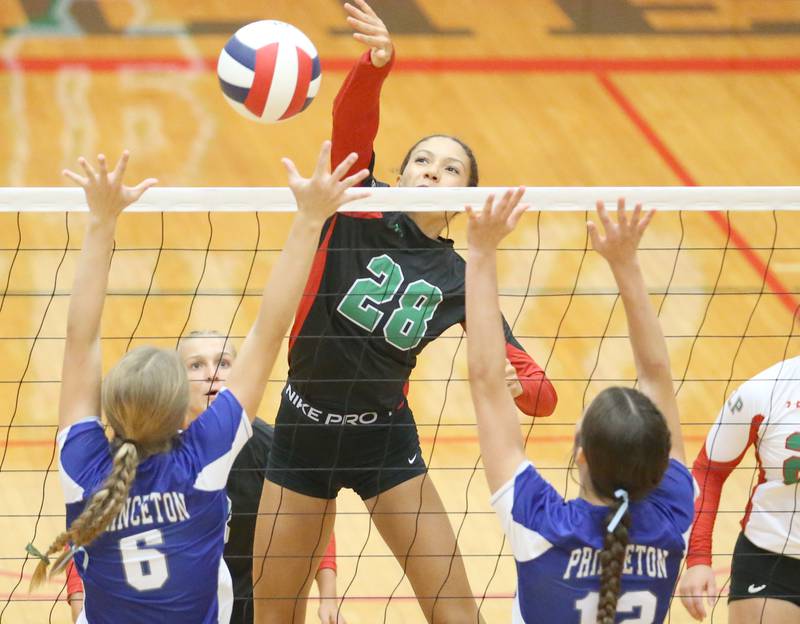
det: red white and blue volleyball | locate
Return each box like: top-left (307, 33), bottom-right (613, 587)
top-left (217, 21), bottom-right (321, 123)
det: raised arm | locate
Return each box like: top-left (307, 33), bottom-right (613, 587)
top-left (225, 143), bottom-right (369, 419)
top-left (59, 153), bottom-right (156, 430)
top-left (466, 188), bottom-right (530, 493)
top-left (332, 0), bottom-right (394, 182)
top-left (587, 199), bottom-right (685, 464)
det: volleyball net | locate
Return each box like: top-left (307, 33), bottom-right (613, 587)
top-left (1, 187), bottom-right (798, 623)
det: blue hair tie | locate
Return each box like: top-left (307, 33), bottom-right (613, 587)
top-left (606, 488), bottom-right (629, 533)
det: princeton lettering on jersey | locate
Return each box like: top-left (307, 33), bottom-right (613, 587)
top-left (563, 544), bottom-right (669, 580)
top-left (107, 492), bottom-right (190, 532)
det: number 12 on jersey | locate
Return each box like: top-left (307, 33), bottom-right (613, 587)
top-left (337, 254), bottom-right (443, 351)
top-left (575, 590), bottom-right (657, 623)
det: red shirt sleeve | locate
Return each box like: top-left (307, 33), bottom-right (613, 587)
top-left (686, 415), bottom-right (762, 567)
top-left (505, 341), bottom-right (557, 417)
top-left (331, 50), bottom-right (395, 188)
top-left (66, 559), bottom-right (84, 599)
top-left (462, 319), bottom-right (557, 417)
top-left (317, 532), bottom-right (337, 573)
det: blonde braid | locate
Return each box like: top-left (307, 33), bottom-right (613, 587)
top-left (29, 442), bottom-right (139, 591)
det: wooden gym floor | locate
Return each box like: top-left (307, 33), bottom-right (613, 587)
top-left (1, 1), bottom-right (800, 622)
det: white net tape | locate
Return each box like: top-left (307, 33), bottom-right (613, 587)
top-left (1, 186), bottom-right (799, 212)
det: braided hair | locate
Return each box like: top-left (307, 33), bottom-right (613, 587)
top-left (30, 441), bottom-right (139, 589)
top-left (29, 346), bottom-right (188, 590)
top-left (597, 498), bottom-right (631, 623)
top-left (577, 386), bottom-right (671, 624)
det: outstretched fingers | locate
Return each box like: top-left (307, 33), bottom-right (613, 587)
top-left (331, 152), bottom-right (359, 182)
top-left (78, 157), bottom-right (96, 180)
top-left (128, 178), bottom-right (159, 203)
top-left (62, 168), bottom-right (88, 187)
top-left (346, 16), bottom-right (381, 35)
top-left (480, 193), bottom-right (496, 220)
top-left (637, 205), bottom-right (655, 234)
top-left (313, 141), bottom-right (332, 179)
top-left (341, 167), bottom-right (370, 189)
top-left (97, 154), bottom-right (109, 184)
top-left (595, 200), bottom-right (613, 234)
top-left (344, 1), bottom-right (370, 21)
top-left (352, 0), bottom-right (379, 18)
top-left (113, 150), bottom-right (130, 179)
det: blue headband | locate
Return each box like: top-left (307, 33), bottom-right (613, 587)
top-left (606, 489), bottom-right (629, 533)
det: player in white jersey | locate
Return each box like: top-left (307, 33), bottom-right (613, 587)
top-left (466, 195), bottom-right (695, 623)
top-left (27, 143), bottom-right (369, 623)
top-left (680, 357), bottom-right (800, 622)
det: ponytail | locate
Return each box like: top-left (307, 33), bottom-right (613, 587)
top-left (28, 441), bottom-right (139, 591)
top-left (596, 491), bottom-right (631, 624)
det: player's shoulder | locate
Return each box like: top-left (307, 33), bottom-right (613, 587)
top-left (57, 416), bottom-right (104, 447)
top-left (750, 356), bottom-right (800, 383)
top-left (736, 356), bottom-right (800, 401)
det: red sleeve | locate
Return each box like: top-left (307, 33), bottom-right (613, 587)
top-left (686, 415), bottom-right (761, 567)
top-left (505, 341), bottom-right (558, 417)
top-left (465, 317), bottom-right (557, 417)
top-left (686, 447), bottom-right (734, 567)
top-left (66, 559), bottom-right (84, 599)
top-left (317, 532), bottom-right (337, 573)
top-left (331, 49), bottom-right (395, 193)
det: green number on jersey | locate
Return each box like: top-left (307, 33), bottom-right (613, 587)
top-left (384, 279), bottom-right (443, 351)
top-left (338, 256), bottom-right (443, 351)
top-left (336, 254), bottom-right (404, 331)
top-left (784, 432), bottom-right (800, 485)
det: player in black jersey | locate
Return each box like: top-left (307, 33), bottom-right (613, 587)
top-left (253, 3), bottom-right (558, 623)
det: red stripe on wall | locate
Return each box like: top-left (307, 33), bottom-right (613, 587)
top-left (4, 56), bottom-right (800, 74)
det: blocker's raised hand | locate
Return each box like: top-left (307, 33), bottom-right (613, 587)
top-left (283, 141), bottom-right (371, 225)
top-left (466, 187), bottom-right (528, 251)
top-left (587, 198), bottom-right (654, 267)
top-left (63, 151), bottom-right (157, 221)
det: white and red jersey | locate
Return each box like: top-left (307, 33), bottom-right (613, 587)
top-left (687, 356), bottom-right (800, 566)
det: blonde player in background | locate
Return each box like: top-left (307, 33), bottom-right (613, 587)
top-left (29, 143), bottom-right (367, 623)
top-left (680, 357), bottom-right (800, 622)
top-left (66, 330), bottom-right (345, 624)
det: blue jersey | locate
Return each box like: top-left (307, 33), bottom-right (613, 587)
top-left (58, 389), bottom-right (252, 624)
top-left (491, 459), bottom-right (695, 623)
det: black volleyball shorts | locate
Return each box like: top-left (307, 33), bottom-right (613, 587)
top-left (265, 384), bottom-right (427, 500)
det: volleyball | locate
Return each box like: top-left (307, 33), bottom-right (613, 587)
top-left (217, 20), bottom-right (321, 123)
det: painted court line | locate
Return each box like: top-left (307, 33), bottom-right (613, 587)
top-left (596, 73), bottom-right (799, 319)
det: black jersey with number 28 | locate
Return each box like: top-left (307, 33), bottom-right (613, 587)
top-left (289, 210), bottom-right (472, 412)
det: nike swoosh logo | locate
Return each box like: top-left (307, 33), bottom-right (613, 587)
top-left (407, 454), bottom-right (417, 464)
top-left (748, 584), bottom-right (767, 594)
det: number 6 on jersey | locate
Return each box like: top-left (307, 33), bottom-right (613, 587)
top-left (120, 529), bottom-right (169, 591)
